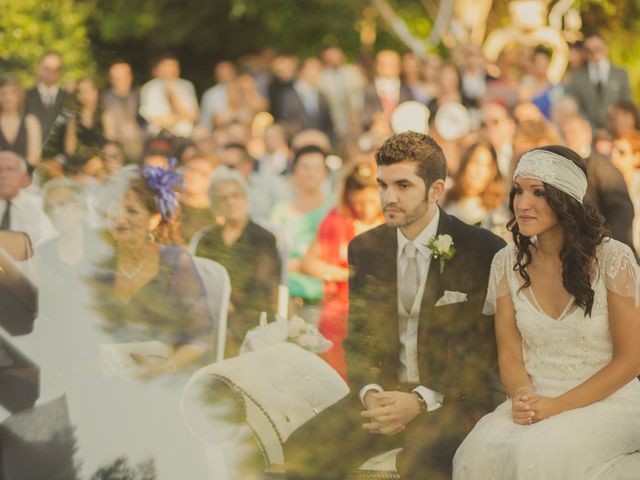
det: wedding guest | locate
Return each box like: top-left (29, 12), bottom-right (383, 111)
top-left (401, 52), bottom-right (428, 104)
top-left (0, 151), bottom-right (56, 246)
top-left (428, 63), bottom-right (469, 115)
top-left (36, 177), bottom-right (109, 293)
top-left (213, 75), bottom-right (266, 130)
top-left (139, 53), bottom-right (199, 137)
top-left (459, 43), bottom-right (492, 109)
top-left (94, 164), bottom-right (212, 373)
top-left (268, 54), bottom-right (299, 121)
top-left (610, 130), bottom-right (640, 252)
top-left (258, 123), bottom-right (290, 176)
top-left (608, 100), bottom-right (640, 138)
top-left (567, 34), bottom-right (632, 130)
top-left (179, 153), bottom-right (216, 243)
top-left (518, 47), bottom-right (560, 119)
top-left (25, 51), bottom-right (67, 139)
top-left (43, 77), bottom-right (115, 160)
top-left (301, 160), bottom-right (383, 379)
top-left (271, 145), bottom-right (334, 321)
top-left (362, 50), bottom-right (413, 130)
top-left (199, 60), bottom-right (237, 129)
top-left (193, 166), bottom-right (280, 357)
top-left (445, 141), bottom-right (503, 225)
top-left (220, 142), bottom-right (291, 223)
top-left (453, 146), bottom-right (640, 479)
top-left (560, 114), bottom-right (635, 251)
top-left (481, 101), bottom-right (515, 178)
top-left (319, 46), bottom-right (365, 140)
top-left (0, 75), bottom-right (42, 169)
top-left (281, 57), bottom-right (335, 143)
top-left (102, 141), bottom-right (126, 177)
top-left (102, 62), bottom-right (144, 162)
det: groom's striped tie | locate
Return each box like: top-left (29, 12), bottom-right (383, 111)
top-left (400, 242), bottom-right (419, 313)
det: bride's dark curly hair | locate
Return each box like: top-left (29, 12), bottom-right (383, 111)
top-left (507, 145), bottom-right (609, 316)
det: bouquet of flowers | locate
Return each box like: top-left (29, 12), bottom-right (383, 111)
top-left (240, 314), bottom-right (332, 355)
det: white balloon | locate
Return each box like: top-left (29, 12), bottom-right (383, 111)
top-left (391, 101), bottom-right (431, 134)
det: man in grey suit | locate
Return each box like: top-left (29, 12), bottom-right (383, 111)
top-left (567, 35), bottom-right (632, 131)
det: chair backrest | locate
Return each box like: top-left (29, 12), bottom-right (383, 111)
top-left (180, 343), bottom-right (349, 465)
top-left (192, 256), bottom-right (231, 363)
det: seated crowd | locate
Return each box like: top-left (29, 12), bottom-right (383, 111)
top-left (0, 33), bottom-right (638, 478)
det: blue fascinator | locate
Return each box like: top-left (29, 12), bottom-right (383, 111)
top-left (141, 158), bottom-right (183, 221)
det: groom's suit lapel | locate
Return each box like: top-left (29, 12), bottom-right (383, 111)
top-left (372, 227), bottom-right (400, 362)
top-left (419, 208), bottom-right (451, 327)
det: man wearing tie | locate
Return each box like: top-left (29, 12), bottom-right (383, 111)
top-left (0, 151), bottom-right (55, 246)
top-left (284, 132), bottom-right (505, 479)
top-left (568, 35), bottom-right (632, 131)
top-left (24, 52), bottom-right (67, 141)
top-left (362, 50), bottom-right (414, 131)
top-left (281, 57), bottom-right (335, 143)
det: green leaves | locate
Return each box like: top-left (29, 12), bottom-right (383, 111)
top-left (0, 0), bottom-right (94, 83)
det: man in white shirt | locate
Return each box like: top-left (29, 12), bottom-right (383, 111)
top-left (0, 151), bottom-right (56, 247)
top-left (139, 54), bottom-right (199, 138)
top-left (285, 132), bottom-right (504, 479)
top-left (198, 60), bottom-right (237, 129)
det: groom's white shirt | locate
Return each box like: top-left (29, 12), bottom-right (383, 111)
top-left (359, 208), bottom-right (444, 411)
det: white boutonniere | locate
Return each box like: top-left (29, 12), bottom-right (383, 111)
top-left (426, 234), bottom-right (456, 273)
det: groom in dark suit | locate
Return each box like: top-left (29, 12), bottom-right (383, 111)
top-left (284, 131), bottom-right (505, 479)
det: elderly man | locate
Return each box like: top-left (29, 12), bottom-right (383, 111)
top-left (192, 166), bottom-right (280, 357)
top-left (0, 151), bottom-right (56, 246)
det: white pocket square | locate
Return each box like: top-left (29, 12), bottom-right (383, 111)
top-left (435, 290), bottom-right (468, 307)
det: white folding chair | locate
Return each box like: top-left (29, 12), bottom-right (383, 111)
top-left (192, 256), bottom-right (231, 363)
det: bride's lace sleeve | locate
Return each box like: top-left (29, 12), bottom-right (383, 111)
top-left (600, 239), bottom-right (640, 307)
top-left (483, 246), bottom-right (512, 315)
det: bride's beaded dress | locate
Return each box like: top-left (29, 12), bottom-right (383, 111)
top-left (453, 239), bottom-right (640, 479)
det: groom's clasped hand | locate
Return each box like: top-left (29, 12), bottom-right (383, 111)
top-left (361, 391), bottom-right (421, 436)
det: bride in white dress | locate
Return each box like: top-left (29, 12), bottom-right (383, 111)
top-left (453, 146), bottom-right (640, 479)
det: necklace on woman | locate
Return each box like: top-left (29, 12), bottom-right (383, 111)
top-left (118, 262), bottom-right (145, 280)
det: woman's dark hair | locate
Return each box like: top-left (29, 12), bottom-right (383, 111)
top-left (128, 175), bottom-right (182, 245)
top-left (447, 140), bottom-right (501, 204)
top-left (508, 145), bottom-right (609, 316)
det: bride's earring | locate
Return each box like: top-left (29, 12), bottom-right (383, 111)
top-left (146, 231), bottom-right (156, 244)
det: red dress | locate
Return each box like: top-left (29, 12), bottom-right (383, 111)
top-left (315, 208), bottom-right (355, 381)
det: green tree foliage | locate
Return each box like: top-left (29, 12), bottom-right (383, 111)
top-left (0, 0), bottom-right (94, 84)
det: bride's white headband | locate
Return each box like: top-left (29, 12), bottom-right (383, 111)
top-left (513, 149), bottom-right (588, 203)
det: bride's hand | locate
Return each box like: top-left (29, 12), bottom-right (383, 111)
top-left (529, 396), bottom-right (562, 422)
top-left (511, 387), bottom-right (536, 425)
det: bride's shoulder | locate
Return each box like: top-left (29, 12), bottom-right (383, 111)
top-left (596, 238), bottom-right (635, 260)
top-left (595, 238), bottom-right (638, 275)
top-left (492, 243), bottom-right (516, 263)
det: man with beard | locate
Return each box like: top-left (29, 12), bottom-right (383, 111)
top-left (284, 131), bottom-right (505, 479)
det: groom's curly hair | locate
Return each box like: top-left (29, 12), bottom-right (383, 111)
top-left (375, 131), bottom-right (447, 192)
top-left (507, 145), bottom-right (609, 316)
